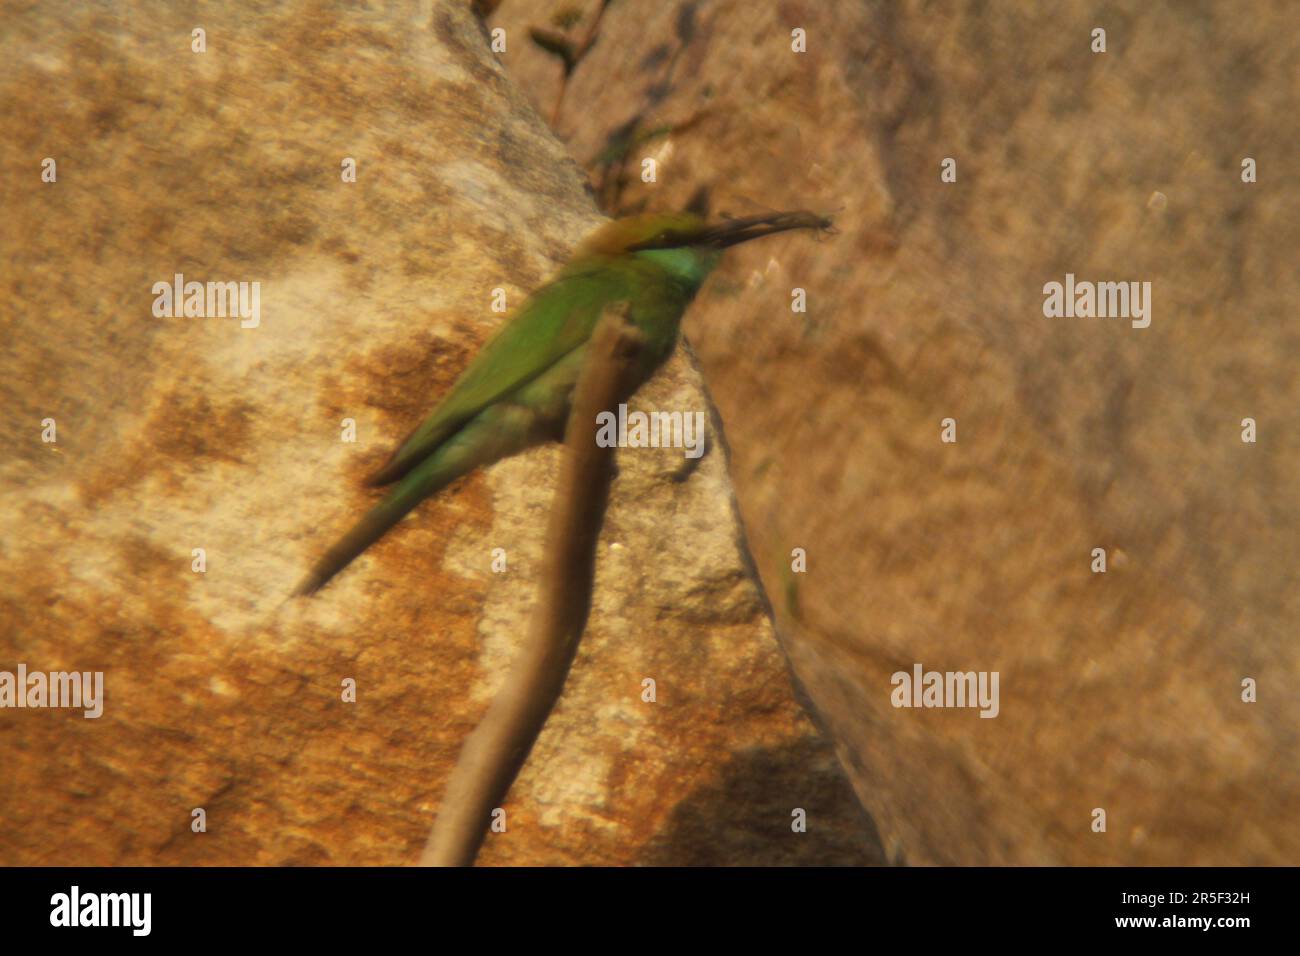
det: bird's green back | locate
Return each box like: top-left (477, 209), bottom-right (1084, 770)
top-left (372, 251), bottom-right (707, 485)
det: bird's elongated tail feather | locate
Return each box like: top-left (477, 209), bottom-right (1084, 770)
top-left (294, 469), bottom-right (438, 597)
top-left (294, 402), bottom-right (550, 596)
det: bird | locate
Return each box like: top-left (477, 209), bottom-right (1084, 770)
top-left (295, 208), bottom-right (832, 596)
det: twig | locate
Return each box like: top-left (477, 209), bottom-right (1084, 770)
top-left (420, 304), bottom-right (645, 867)
top-left (535, 0), bottom-right (611, 126)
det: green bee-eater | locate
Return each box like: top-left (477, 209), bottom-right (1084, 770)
top-left (296, 209), bottom-right (831, 595)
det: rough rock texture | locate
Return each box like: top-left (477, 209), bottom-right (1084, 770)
top-left (0, 1), bottom-right (881, 865)
top-left (490, 0), bottom-right (1299, 863)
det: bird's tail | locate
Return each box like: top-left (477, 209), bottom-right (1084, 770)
top-left (293, 468), bottom-right (438, 597)
top-left (294, 402), bottom-right (549, 596)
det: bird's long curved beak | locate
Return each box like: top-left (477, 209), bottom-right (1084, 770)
top-left (695, 210), bottom-right (834, 248)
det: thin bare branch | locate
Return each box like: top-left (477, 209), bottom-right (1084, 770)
top-left (420, 304), bottom-right (645, 867)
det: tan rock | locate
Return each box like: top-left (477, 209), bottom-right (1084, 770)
top-left (0, 0), bottom-right (879, 865)
top-left (491, 0), bottom-right (1300, 863)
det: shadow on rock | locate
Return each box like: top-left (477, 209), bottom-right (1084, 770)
top-left (645, 736), bottom-right (886, 865)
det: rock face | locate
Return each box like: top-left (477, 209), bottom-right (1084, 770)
top-left (0, 1), bottom-right (881, 865)
top-left (489, 1), bottom-right (1300, 863)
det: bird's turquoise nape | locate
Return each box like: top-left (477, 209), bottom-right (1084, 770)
top-left (294, 209), bottom-right (833, 597)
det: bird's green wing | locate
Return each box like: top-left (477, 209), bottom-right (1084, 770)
top-left (367, 259), bottom-right (623, 486)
